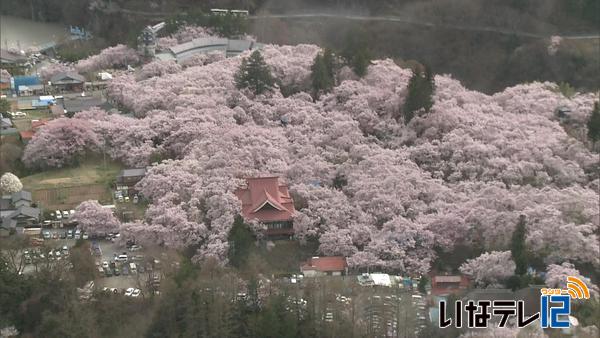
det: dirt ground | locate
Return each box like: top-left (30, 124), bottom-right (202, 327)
top-left (32, 184), bottom-right (112, 210)
top-left (20, 157), bottom-right (122, 209)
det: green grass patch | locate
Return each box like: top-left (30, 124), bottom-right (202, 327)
top-left (11, 109), bottom-right (52, 131)
top-left (24, 109), bottom-right (51, 119)
top-left (254, 240), bottom-right (319, 275)
top-left (21, 156), bottom-right (122, 190)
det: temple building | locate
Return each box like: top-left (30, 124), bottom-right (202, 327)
top-left (234, 177), bottom-right (296, 238)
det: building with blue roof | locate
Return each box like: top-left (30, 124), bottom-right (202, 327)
top-left (12, 75), bottom-right (43, 96)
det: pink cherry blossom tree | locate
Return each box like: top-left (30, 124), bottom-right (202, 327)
top-left (0, 173), bottom-right (22, 194)
top-left (73, 200), bottom-right (120, 235)
top-left (22, 117), bottom-right (101, 169)
top-left (136, 60), bottom-right (182, 81)
top-left (75, 44), bottom-right (139, 73)
top-left (459, 251), bottom-right (516, 287)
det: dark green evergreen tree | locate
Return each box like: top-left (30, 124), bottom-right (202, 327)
top-left (310, 53), bottom-right (334, 98)
top-left (402, 65), bottom-right (435, 124)
top-left (234, 50), bottom-right (275, 95)
top-left (341, 30), bottom-right (371, 78)
top-left (0, 98), bottom-right (10, 118)
top-left (587, 101), bottom-right (600, 144)
top-left (352, 47), bottom-right (371, 77)
top-left (323, 48), bottom-right (336, 82)
top-left (418, 276), bottom-right (429, 294)
top-left (511, 215), bottom-right (528, 276)
top-left (227, 215), bottom-right (255, 268)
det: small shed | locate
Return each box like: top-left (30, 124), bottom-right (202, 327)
top-left (116, 168), bottom-right (147, 194)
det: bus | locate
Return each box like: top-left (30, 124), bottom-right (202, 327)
top-left (210, 9), bottom-right (249, 17)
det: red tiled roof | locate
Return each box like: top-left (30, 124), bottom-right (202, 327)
top-left (31, 119), bottom-right (49, 130)
top-left (235, 177), bottom-right (295, 223)
top-left (19, 130), bottom-right (35, 139)
top-left (301, 256), bottom-right (347, 272)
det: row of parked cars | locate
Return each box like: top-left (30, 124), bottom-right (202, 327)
top-left (99, 252), bottom-right (149, 277)
top-left (23, 246), bottom-right (69, 264)
top-left (114, 191), bottom-right (139, 204)
top-left (42, 229), bottom-right (88, 240)
top-left (101, 287), bottom-right (142, 297)
top-left (51, 209), bottom-right (75, 221)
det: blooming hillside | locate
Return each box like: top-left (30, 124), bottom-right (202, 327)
top-left (23, 39), bottom-right (599, 273)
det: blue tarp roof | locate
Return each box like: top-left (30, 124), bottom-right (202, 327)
top-left (13, 76), bottom-right (41, 94)
top-left (13, 76), bottom-right (41, 86)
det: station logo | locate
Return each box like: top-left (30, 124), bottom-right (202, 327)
top-left (439, 276), bottom-right (590, 329)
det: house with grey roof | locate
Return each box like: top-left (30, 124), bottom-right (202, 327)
top-left (0, 190), bottom-right (40, 236)
top-left (117, 168), bottom-right (146, 185)
top-left (116, 168), bottom-right (147, 196)
top-left (5, 206), bottom-right (40, 225)
top-left (0, 49), bottom-right (27, 65)
top-left (12, 190), bottom-right (32, 208)
top-left (63, 96), bottom-right (106, 115)
top-left (50, 72), bottom-right (85, 92)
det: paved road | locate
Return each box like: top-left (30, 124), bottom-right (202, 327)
top-left (96, 4), bottom-right (600, 41)
top-left (249, 13), bottom-right (600, 40)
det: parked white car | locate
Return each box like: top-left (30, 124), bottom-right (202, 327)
top-left (55, 210), bottom-right (62, 220)
top-left (124, 288), bottom-right (135, 297)
top-left (62, 210), bottom-right (69, 218)
top-left (129, 245), bottom-right (142, 252)
top-left (131, 289), bottom-right (141, 297)
top-left (129, 262), bottom-right (137, 273)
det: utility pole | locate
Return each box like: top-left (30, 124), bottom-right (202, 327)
top-left (103, 137), bottom-right (107, 170)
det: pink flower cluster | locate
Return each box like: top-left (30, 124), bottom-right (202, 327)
top-left (75, 44), bottom-right (139, 73)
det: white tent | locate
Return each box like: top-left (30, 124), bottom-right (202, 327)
top-left (98, 72), bottom-right (113, 81)
top-left (370, 273), bottom-right (392, 287)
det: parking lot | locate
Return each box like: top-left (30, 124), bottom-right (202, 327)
top-left (27, 228), bottom-right (161, 297)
